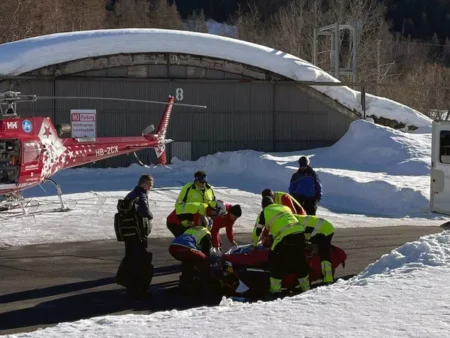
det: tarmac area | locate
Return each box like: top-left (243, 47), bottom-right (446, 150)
top-left (0, 225), bottom-right (443, 335)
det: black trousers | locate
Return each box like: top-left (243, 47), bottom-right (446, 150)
top-left (297, 198), bottom-right (318, 215)
top-left (310, 233), bottom-right (333, 262)
top-left (166, 221), bottom-right (187, 238)
top-left (117, 236), bottom-right (153, 292)
top-left (268, 232), bottom-right (309, 280)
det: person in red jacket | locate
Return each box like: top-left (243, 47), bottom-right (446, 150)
top-left (210, 204), bottom-right (242, 251)
top-left (166, 208), bottom-right (209, 238)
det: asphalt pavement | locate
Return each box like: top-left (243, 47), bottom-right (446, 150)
top-left (0, 225), bottom-right (444, 336)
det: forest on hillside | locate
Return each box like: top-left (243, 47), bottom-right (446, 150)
top-left (172, 0), bottom-right (450, 42)
top-left (0, 0), bottom-right (449, 117)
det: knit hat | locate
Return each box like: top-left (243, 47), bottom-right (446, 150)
top-left (229, 204), bottom-right (242, 217)
top-left (262, 196), bottom-right (274, 209)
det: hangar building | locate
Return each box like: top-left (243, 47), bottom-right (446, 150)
top-left (0, 29), bottom-right (361, 167)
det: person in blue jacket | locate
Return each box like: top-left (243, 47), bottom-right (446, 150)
top-left (288, 156), bottom-right (322, 215)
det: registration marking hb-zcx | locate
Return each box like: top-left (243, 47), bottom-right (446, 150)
top-left (95, 146), bottom-right (119, 157)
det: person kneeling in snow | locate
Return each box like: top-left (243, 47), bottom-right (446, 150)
top-left (210, 204), bottom-right (242, 252)
top-left (294, 214), bottom-right (335, 284)
top-left (252, 196), bottom-right (310, 299)
top-left (166, 202), bottom-right (210, 238)
top-left (261, 188), bottom-right (306, 215)
top-left (169, 224), bottom-right (214, 295)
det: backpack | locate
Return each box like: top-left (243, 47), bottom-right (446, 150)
top-left (114, 197), bottom-right (151, 242)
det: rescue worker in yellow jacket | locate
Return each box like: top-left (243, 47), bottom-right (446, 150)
top-left (175, 171), bottom-right (218, 228)
top-left (294, 214), bottom-right (335, 284)
top-left (252, 196), bottom-right (310, 298)
top-left (261, 188), bottom-right (306, 215)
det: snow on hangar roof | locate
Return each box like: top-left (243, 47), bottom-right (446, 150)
top-left (0, 28), bottom-right (432, 129)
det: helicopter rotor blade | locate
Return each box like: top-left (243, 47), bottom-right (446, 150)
top-left (35, 96), bottom-right (207, 108)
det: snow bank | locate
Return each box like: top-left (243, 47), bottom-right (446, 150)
top-left (314, 119), bottom-right (432, 175)
top-left (165, 120), bottom-right (432, 217)
top-left (27, 119), bottom-right (434, 218)
top-left (8, 231), bottom-right (450, 338)
top-left (0, 119), bottom-right (441, 248)
top-left (0, 28), bottom-right (431, 129)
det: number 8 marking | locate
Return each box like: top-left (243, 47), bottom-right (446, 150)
top-left (176, 88), bottom-right (184, 101)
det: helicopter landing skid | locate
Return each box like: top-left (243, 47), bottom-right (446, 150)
top-left (43, 178), bottom-right (70, 212)
top-left (0, 180), bottom-right (70, 218)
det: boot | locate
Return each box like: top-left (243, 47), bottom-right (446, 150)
top-left (295, 275), bottom-right (310, 293)
top-left (321, 260), bottom-right (333, 284)
top-left (266, 277), bottom-right (283, 300)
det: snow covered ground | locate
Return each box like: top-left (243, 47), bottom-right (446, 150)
top-left (6, 230), bottom-right (450, 338)
top-left (0, 119), bottom-right (445, 248)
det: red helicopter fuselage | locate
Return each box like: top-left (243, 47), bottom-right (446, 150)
top-left (0, 96), bottom-right (174, 195)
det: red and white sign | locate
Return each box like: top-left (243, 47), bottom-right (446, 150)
top-left (70, 110), bottom-right (96, 138)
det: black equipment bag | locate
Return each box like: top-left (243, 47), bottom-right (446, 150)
top-left (114, 198), bottom-right (151, 242)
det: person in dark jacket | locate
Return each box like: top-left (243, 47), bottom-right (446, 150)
top-left (288, 156), bottom-right (322, 215)
top-left (116, 174), bottom-right (154, 298)
top-left (125, 174), bottom-right (154, 221)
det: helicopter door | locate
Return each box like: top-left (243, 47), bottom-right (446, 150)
top-left (22, 140), bottom-right (42, 180)
top-left (0, 139), bottom-right (21, 184)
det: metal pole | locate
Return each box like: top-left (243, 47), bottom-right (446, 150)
top-left (377, 40), bottom-right (381, 95)
top-left (353, 24), bottom-right (358, 82)
top-left (335, 22), bottom-right (340, 79)
top-left (361, 85), bottom-right (366, 118)
top-left (313, 28), bottom-right (318, 65)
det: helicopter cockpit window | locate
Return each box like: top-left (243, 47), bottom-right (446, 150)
top-left (0, 139), bottom-right (21, 184)
top-left (23, 141), bottom-right (41, 165)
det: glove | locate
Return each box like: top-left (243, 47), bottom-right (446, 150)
top-left (210, 247), bottom-right (222, 256)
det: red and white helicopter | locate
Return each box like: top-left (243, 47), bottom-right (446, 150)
top-left (0, 90), bottom-right (205, 214)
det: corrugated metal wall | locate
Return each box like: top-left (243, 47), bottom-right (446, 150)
top-left (12, 75), bottom-right (354, 168)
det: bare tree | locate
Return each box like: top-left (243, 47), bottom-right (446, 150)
top-left (0, 0), bottom-right (45, 43)
top-left (184, 9), bottom-right (208, 33)
top-left (105, 0), bottom-right (153, 28)
top-left (42, 0), bottom-right (106, 33)
top-left (150, 0), bottom-right (184, 30)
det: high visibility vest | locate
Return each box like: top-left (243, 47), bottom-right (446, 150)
top-left (273, 191), bottom-right (304, 213)
top-left (294, 215), bottom-right (334, 241)
top-left (175, 202), bottom-right (208, 227)
top-left (175, 182), bottom-right (217, 209)
top-left (183, 226), bottom-right (211, 247)
top-left (263, 204), bottom-right (305, 249)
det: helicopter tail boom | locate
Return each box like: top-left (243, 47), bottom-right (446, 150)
top-left (151, 96), bottom-right (175, 165)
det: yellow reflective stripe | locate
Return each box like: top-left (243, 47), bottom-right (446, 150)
top-left (311, 218), bottom-right (326, 237)
top-left (184, 227), bottom-right (209, 245)
top-left (255, 223), bottom-right (265, 229)
top-left (272, 221), bottom-right (303, 238)
top-left (266, 211), bottom-right (286, 228)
